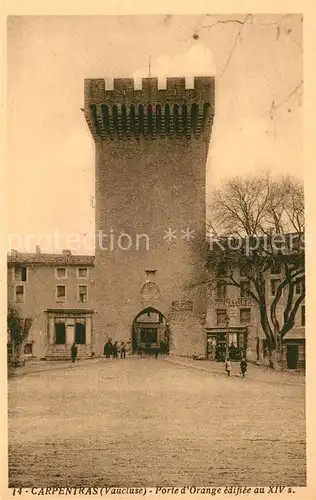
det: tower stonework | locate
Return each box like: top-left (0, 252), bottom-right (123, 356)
top-left (84, 76), bottom-right (215, 356)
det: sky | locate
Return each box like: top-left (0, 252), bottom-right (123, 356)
top-left (7, 14), bottom-right (303, 253)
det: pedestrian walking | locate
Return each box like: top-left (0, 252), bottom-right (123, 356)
top-left (138, 345), bottom-right (144, 359)
top-left (225, 358), bottom-right (232, 377)
top-left (71, 342), bottom-right (78, 363)
top-left (120, 342), bottom-right (126, 359)
top-left (112, 341), bottom-right (119, 359)
top-left (240, 358), bottom-right (248, 377)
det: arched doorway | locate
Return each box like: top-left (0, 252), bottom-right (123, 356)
top-left (132, 307), bottom-right (169, 354)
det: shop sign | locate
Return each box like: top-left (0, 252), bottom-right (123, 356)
top-left (215, 298), bottom-right (254, 307)
top-left (172, 300), bottom-right (193, 311)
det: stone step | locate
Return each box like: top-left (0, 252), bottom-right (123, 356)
top-left (46, 347), bottom-right (92, 361)
top-left (46, 354), bottom-right (92, 360)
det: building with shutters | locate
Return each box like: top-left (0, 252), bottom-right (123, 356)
top-left (7, 248), bottom-right (95, 360)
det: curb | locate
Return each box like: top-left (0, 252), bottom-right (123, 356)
top-left (163, 357), bottom-right (304, 386)
top-left (8, 358), bottom-right (104, 378)
top-left (164, 356), bottom-right (225, 376)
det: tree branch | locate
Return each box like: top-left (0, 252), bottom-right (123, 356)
top-left (269, 80), bottom-right (303, 115)
top-left (219, 14), bottom-right (253, 78)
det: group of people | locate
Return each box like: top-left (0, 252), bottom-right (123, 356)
top-left (103, 340), bottom-right (127, 359)
top-left (225, 358), bottom-right (248, 377)
top-left (71, 340), bottom-right (248, 376)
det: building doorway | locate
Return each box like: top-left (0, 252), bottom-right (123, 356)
top-left (55, 322), bottom-right (66, 344)
top-left (287, 344), bottom-right (298, 369)
top-left (206, 327), bottom-right (247, 361)
top-left (46, 309), bottom-right (93, 360)
top-left (132, 307), bottom-right (169, 354)
top-left (75, 322), bottom-right (86, 345)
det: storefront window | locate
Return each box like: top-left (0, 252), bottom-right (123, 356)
top-left (228, 333), bottom-right (237, 346)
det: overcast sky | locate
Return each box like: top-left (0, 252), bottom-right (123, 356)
top-left (7, 14), bottom-right (303, 253)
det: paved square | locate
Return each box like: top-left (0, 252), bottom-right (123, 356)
top-left (8, 358), bottom-right (305, 487)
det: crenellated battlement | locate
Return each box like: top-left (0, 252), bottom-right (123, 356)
top-left (84, 76), bottom-right (215, 141)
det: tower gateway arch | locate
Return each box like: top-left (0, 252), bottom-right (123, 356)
top-left (84, 76), bottom-right (215, 356)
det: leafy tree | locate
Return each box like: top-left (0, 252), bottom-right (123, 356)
top-left (7, 304), bottom-right (33, 366)
top-left (206, 173), bottom-right (305, 367)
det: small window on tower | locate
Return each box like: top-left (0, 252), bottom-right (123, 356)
top-left (145, 270), bottom-right (157, 278)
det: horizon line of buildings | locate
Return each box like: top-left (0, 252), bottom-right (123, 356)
top-left (7, 246), bottom-right (305, 370)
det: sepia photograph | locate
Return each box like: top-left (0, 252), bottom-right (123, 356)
top-left (6, 11), bottom-right (307, 491)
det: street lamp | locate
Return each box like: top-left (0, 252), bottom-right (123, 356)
top-left (224, 314), bottom-right (230, 360)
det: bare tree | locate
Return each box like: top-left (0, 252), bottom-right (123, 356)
top-left (206, 173), bottom-right (305, 368)
top-left (7, 304), bottom-right (33, 367)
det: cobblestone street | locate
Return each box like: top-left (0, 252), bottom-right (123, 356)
top-left (8, 357), bottom-right (306, 487)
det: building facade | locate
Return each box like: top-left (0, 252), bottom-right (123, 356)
top-left (206, 264), bottom-right (305, 369)
top-left (7, 249), bottom-right (305, 369)
top-left (7, 249), bottom-right (95, 360)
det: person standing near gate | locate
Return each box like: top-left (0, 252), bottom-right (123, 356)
top-left (71, 342), bottom-right (78, 363)
top-left (112, 341), bottom-right (119, 359)
top-left (120, 342), bottom-right (126, 359)
top-left (225, 358), bottom-right (232, 377)
top-left (138, 345), bottom-right (144, 359)
top-left (240, 358), bottom-right (248, 377)
top-left (104, 339), bottom-right (113, 358)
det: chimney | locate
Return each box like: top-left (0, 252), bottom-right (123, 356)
top-left (62, 249), bottom-right (72, 257)
top-left (11, 249), bottom-right (18, 257)
top-left (36, 245), bottom-right (41, 254)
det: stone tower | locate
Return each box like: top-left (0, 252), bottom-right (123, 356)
top-left (84, 76), bottom-right (215, 356)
